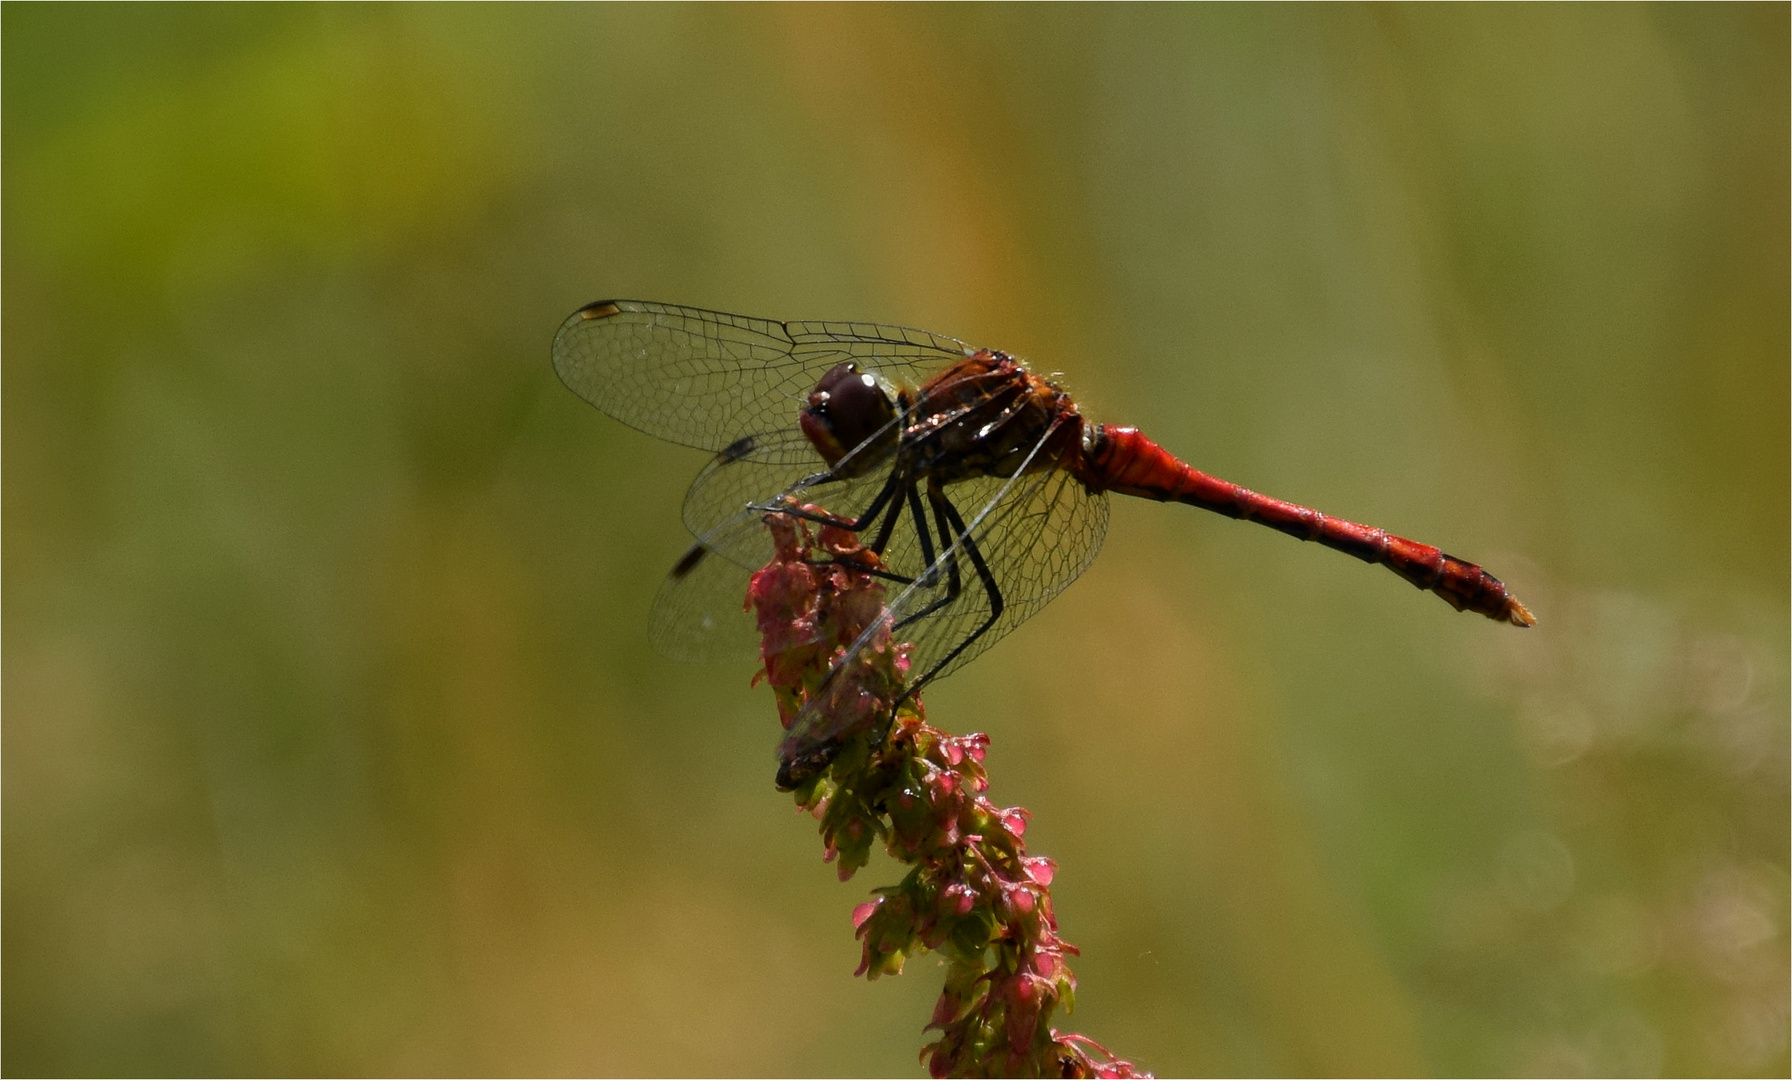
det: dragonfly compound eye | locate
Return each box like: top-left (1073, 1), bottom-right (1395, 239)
top-left (802, 362), bottom-right (897, 470)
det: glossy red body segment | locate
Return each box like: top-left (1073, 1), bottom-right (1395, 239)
top-left (1077, 426), bottom-right (1535, 626)
top-left (555, 299), bottom-right (1538, 663)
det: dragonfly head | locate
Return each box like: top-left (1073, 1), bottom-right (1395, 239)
top-left (801, 362), bottom-right (898, 473)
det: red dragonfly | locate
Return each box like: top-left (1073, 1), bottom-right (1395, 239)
top-left (555, 299), bottom-right (1533, 701)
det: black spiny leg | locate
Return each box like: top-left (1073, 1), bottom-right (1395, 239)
top-left (902, 480), bottom-right (1004, 698)
top-left (756, 469), bottom-right (926, 588)
top-left (754, 468), bottom-right (902, 534)
top-left (840, 477), bottom-right (922, 587)
top-left (894, 482), bottom-right (962, 628)
top-left (867, 478), bottom-right (911, 557)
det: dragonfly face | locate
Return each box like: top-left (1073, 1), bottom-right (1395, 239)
top-left (800, 362), bottom-right (899, 476)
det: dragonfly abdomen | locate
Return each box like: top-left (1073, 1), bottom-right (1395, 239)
top-left (1080, 425), bottom-right (1535, 627)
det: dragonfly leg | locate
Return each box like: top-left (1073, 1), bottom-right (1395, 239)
top-left (866, 478), bottom-right (910, 556)
top-left (906, 483), bottom-right (943, 588)
top-left (893, 485), bottom-right (962, 628)
top-left (752, 469), bottom-right (903, 533)
top-left (805, 479), bottom-right (948, 592)
top-left (791, 473), bottom-right (919, 584)
top-left (902, 482), bottom-right (1004, 697)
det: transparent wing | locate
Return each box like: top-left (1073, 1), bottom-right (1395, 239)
top-left (659, 401), bottom-right (1108, 686)
top-left (775, 433), bottom-right (1109, 783)
top-left (782, 411), bottom-right (1108, 694)
top-left (552, 299), bottom-right (976, 461)
top-left (647, 546), bottom-right (760, 663)
top-left (882, 465), bottom-right (1110, 689)
top-left (646, 431), bottom-right (901, 662)
top-left (678, 430), bottom-right (832, 568)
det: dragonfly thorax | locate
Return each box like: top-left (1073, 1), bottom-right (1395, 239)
top-left (899, 351), bottom-right (1085, 485)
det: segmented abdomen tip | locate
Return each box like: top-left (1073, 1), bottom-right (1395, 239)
top-left (1506, 597), bottom-right (1537, 627)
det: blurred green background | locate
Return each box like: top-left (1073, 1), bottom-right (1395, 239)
top-left (5, 4), bottom-right (1786, 1076)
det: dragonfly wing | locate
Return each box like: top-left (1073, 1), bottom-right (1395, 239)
top-left (882, 464), bottom-right (1110, 689)
top-left (552, 300), bottom-right (974, 459)
top-left (677, 430), bottom-right (828, 566)
top-left (775, 446), bottom-right (1108, 786)
top-left (651, 431), bottom-right (905, 662)
top-left (678, 429), bottom-right (900, 568)
top-left (647, 544), bottom-right (761, 663)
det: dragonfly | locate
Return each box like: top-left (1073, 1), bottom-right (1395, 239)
top-left (554, 299), bottom-right (1534, 723)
